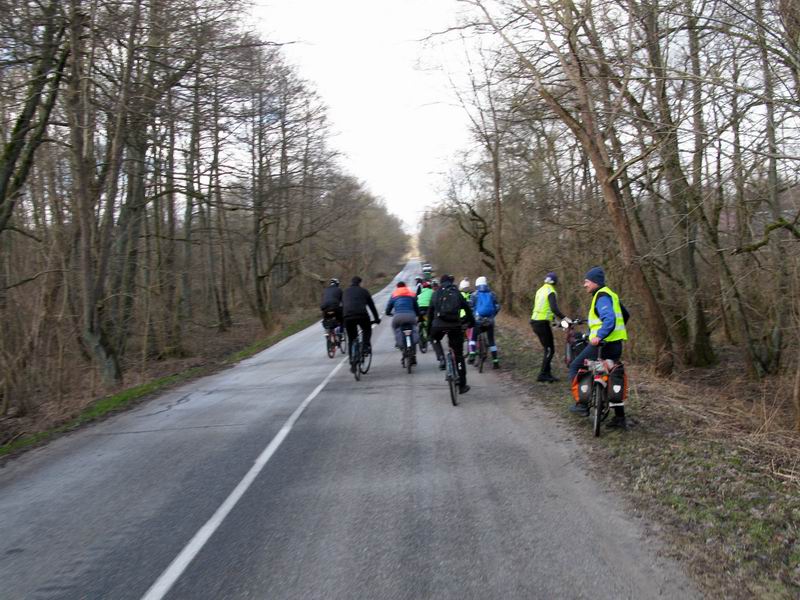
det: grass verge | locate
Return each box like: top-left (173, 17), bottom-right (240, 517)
top-left (0, 313), bottom-right (319, 459)
top-left (497, 316), bottom-right (800, 600)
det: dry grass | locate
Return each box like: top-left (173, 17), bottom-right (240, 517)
top-left (497, 314), bottom-right (800, 599)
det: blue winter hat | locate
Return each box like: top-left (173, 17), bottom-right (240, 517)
top-left (584, 266), bottom-right (605, 286)
top-left (544, 271), bottom-right (557, 284)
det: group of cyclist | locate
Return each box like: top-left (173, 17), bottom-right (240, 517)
top-left (321, 264), bottom-right (629, 430)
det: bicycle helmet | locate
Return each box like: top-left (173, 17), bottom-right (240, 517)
top-left (544, 272), bottom-right (557, 284)
top-left (458, 278), bottom-right (470, 291)
top-left (397, 281), bottom-right (406, 287)
top-left (329, 278), bottom-right (340, 286)
top-left (475, 276), bottom-right (487, 287)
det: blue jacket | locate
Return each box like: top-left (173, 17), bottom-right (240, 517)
top-left (385, 287), bottom-right (420, 316)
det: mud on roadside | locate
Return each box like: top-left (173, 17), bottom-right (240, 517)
top-left (497, 316), bottom-right (800, 600)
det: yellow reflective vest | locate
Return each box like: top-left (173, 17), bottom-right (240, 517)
top-left (531, 283), bottom-right (556, 321)
top-left (588, 286), bottom-right (628, 342)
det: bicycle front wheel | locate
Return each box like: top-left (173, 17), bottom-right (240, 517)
top-left (478, 335), bottom-right (488, 373)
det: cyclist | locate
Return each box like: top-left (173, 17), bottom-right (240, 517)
top-left (469, 276), bottom-right (501, 369)
top-left (414, 276), bottom-right (424, 296)
top-left (416, 280), bottom-right (434, 339)
top-left (530, 272), bottom-right (568, 383)
top-left (342, 276), bottom-right (381, 369)
top-left (385, 281), bottom-right (421, 364)
top-left (427, 274), bottom-right (475, 394)
top-left (568, 266), bottom-right (629, 429)
top-left (320, 278), bottom-right (343, 333)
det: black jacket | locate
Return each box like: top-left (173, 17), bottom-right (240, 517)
top-left (427, 283), bottom-right (474, 329)
top-left (342, 284), bottom-right (380, 320)
top-left (320, 285), bottom-right (343, 310)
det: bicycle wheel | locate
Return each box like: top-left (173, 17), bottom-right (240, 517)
top-left (351, 342), bottom-right (361, 381)
top-left (338, 331), bottom-right (347, 354)
top-left (478, 333), bottom-right (488, 373)
top-left (592, 385), bottom-right (604, 437)
top-left (447, 351), bottom-right (459, 406)
top-left (360, 344), bottom-right (372, 374)
top-left (406, 348), bottom-right (413, 374)
top-left (326, 332), bottom-right (336, 358)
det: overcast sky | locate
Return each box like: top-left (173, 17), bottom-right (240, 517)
top-left (251, 1), bottom-right (473, 231)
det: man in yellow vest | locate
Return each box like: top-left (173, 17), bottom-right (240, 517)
top-left (568, 266), bottom-right (629, 429)
top-left (530, 271), bottom-right (568, 382)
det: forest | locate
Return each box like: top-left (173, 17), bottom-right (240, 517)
top-left (421, 0), bottom-right (800, 426)
top-left (0, 0), bottom-right (408, 434)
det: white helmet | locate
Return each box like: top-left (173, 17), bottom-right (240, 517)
top-left (475, 276), bottom-right (487, 287)
top-left (458, 278), bottom-right (470, 291)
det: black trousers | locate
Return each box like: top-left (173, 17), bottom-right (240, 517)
top-left (530, 320), bottom-right (555, 376)
top-left (431, 324), bottom-right (467, 387)
top-left (344, 315), bottom-right (372, 348)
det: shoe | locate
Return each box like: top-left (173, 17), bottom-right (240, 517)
top-left (458, 385), bottom-right (470, 394)
top-left (467, 353), bottom-right (476, 365)
top-left (539, 374), bottom-right (558, 383)
top-left (492, 361), bottom-right (499, 370)
top-left (606, 415), bottom-right (628, 430)
top-left (438, 360), bottom-right (446, 370)
top-left (536, 373), bottom-right (548, 382)
top-left (350, 363), bottom-right (356, 373)
top-left (411, 356), bottom-right (417, 366)
top-left (569, 403), bottom-right (589, 416)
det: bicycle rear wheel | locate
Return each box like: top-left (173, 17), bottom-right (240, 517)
top-left (326, 332), bottom-right (336, 358)
top-left (478, 333), bottom-right (488, 373)
top-left (360, 345), bottom-right (372, 374)
top-left (351, 342), bottom-right (361, 381)
top-left (447, 351), bottom-right (458, 406)
top-left (592, 385), bottom-right (604, 437)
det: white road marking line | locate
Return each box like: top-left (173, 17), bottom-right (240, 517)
top-left (140, 357), bottom-right (347, 600)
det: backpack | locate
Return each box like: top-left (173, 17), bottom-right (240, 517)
top-left (436, 286), bottom-right (462, 322)
top-left (474, 290), bottom-right (497, 318)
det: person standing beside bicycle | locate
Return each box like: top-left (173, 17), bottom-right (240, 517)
top-left (468, 276), bottom-right (501, 369)
top-left (427, 274), bottom-right (475, 394)
top-left (385, 281), bottom-right (421, 365)
top-left (530, 272), bottom-right (568, 383)
top-left (568, 266), bottom-right (629, 429)
top-left (342, 276), bottom-right (381, 358)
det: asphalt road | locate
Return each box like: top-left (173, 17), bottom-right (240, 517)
top-left (0, 262), bottom-right (699, 599)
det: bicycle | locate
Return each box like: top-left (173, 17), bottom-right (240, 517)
top-left (560, 319), bottom-right (622, 437)
top-left (583, 342), bottom-right (617, 437)
top-left (418, 314), bottom-right (429, 353)
top-left (348, 323), bottom-right (375, 381)
top-left (444, 341), bottom-right (459, 406)
top-left (400, 326), bottom-right (416, 374)
top-left (322, 311), bottom-right (344, 359)
top-left (474, 317), bottom-right (491, 372)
